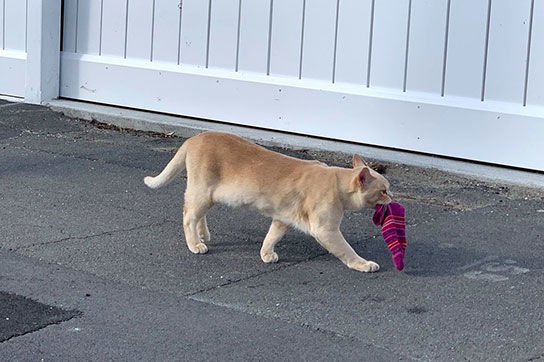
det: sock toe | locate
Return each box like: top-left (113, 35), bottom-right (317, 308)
top-left (392, 250), bottom-right (404, 271)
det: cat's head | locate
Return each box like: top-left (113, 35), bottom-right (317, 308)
top-left (351, 154), bottom-right (393, 207)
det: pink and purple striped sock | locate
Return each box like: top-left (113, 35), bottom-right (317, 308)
top-left (372, 202), bottom-right (406, 271)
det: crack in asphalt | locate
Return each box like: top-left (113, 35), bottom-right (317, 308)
top-left (185, 251), bottom-right (330, 298)
top-left (8, 142), bottom-right (160, 173)
top-left (0, 311), bottom-right (83, 344)
top-left (0, 122), bottom-right (84, 145)
top-left (13, 221), bottom-right (173, 251)
top-left (182, 245), bottom-right (426, 360)
top-left (527, 352), bottom-right (544, 361)
top-left (186, 252), bottom-right (422, 362)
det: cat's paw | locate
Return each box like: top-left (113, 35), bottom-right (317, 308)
top-left (189, 243), bottom-right (208, 254)
top-left (348, 260), bottom-right (380, 273)
top-left (261, 252), bottom-right (279, 263)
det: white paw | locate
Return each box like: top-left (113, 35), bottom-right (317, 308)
top-left (189, 243), bottom-right (208, 254)
top-left (261, 252), bottom-right (279, 264)
top-left (349, 260), bottom-right (380, 273)
top-left (198, 233), bottom-right (210, 243)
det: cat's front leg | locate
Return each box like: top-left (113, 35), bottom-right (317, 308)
top-left (312, 229), bottom-right (380, 273)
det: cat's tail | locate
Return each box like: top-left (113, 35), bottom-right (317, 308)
top-left (144, 141), bottom-right (188, 189)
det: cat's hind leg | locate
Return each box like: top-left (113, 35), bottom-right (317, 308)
top-left (197, 215), bottom-right (211, 243)
top-left (183, 190), bottom-right (212, 254)
top-left (260, 220), bottom-right (290, 263)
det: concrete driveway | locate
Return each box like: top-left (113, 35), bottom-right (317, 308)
top-left (1, 101), bottom-right (543, 361)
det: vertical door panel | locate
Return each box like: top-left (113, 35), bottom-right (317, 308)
top-left (526, 0), bottom-right (543, 106)
top-left (4, 0), bottom-right (27, 51)
top-left (62, 0), bottom-right (78, 52)
top-left (125, 0), bottom-right (154, 61)
top-left (152, 0), bottom-right (181, 64)
top-left (180, 0), bottom-right (209, 66)
top-left (269, 0), bottom-right (303, 78)
top-left (208, 0), bottom-right (239, 70)
top-left (370, 0), bottom-right (410, 90)
top-left (334, 0), bottom-right (373, 85)
top-left (406, 0), bottom-right (447, 94)
top-left (300, 0), bottom-right (337, 81)
top-left (238, 0), bottom-right (270, 74)
top-left (444, 0), bottom-right (488, 99)
top-left (76, 0), bottom-right (102, 55)
top-left (485, 0), bottom-right (532, 103)
top-left (101, 0), bottom-right (128, 57)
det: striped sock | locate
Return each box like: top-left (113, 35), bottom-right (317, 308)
top-left (373, 202), bottom-right (406, 271)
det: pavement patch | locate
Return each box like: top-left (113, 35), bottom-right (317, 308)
top-left (0, 291), bottom-right (81, 342)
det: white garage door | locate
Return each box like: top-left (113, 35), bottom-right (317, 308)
top-left (0, 1), bottom-right (27, 98)
top-left (59, 0), bottom-right (544, 171)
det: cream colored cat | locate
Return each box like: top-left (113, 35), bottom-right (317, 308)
top-left (144, 131), bottom-right (392, 272)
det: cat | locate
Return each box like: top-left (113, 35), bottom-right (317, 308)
top-left (144, 131), bottom-right (393, 272)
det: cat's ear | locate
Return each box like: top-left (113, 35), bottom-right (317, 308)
top-left (350, 167), bottom-right (375, 192)
top-left (352, 154), bottom-right (368, 168)
top-left (358, 167), bottom-right (375, 186)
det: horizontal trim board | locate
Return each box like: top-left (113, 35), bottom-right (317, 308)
top-left (59, 52), bottom-right (544, 171)
top-left (0, 51), bottom-right (26, 97)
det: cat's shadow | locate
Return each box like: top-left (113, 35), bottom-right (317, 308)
top-left (209, 236), bottom-right (323, 259)
top-left (204, 208), bottom-right (497, 277)
top-left (206, 232), bottom-right (487, 277)
top-left (352, 239), bottom-right (494, 277)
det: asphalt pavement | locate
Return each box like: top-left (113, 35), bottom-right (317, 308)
top-left (1, 100), bottom-right (543, 361)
